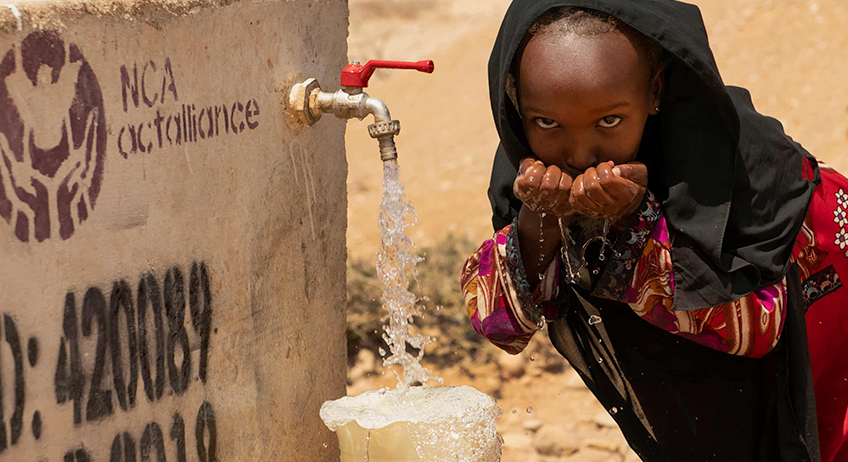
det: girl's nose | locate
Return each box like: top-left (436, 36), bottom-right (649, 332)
top-left (564, 145), bottom-right (599, 174)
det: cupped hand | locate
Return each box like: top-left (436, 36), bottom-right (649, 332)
top-left (569, 160), bottom-right (648, 219)
top-left (513, 158), bottom-right (573, 216)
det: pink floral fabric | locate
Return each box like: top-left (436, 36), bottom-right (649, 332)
top-left (461, 223), bottom-right (559, 354)
top-left (621, 215), bottom-right (787, 358)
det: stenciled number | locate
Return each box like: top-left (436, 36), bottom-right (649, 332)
top-left (137, 274), bottom-right (166, 402)
top-left (54, 293), bottom-right (86, 425)
top-left (82, 287), bottom-right (113, 422)
top-left (140, 422), bottom-right (166, 462)
top-left (189, 262), bottom-right (212, 384)
top-left (164, 268), bottom-right (191, 395)
top-left (196, 402), bottom-right (217, 462)
top-left (52, 262), bottom-right (214, 423)
top-left (64, 448), bottom-right (92, 462)
top-left (110, 431), bottom-right (136, 462)
top-left (170, 413), bottom-right (187, 462)
top-left (110, 280), bottom-right (139, 411)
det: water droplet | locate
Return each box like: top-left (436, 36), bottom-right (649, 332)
top-left (512, 409), bottom-right (518, 415)
top-left (363, 431), bottom-right (371, 461)
top-left (597, 357), bottom-right (604, 364)
top-left (526, 406), bottom-right (533, 414)
top-left (588, 315), bottom-right (602, 325)
top-left (609, 407), bottom-right (618, 415)
top-left (323, 443), bottom-right (328, 448)
top-left (529, 355), bottom-right (536, 361)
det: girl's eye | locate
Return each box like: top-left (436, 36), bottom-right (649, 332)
top-left (534, 117), bottom-right (560, 129)
top-left (598, 115), bottom-right (623, 128)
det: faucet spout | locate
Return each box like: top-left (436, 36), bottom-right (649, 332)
top-left (289, 78), bottom-right (401, 161)
top-left (364, 97), bottom-right (391, 123)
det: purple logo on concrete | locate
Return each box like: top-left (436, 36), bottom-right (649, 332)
top-left (0, 30), bottom-right (106, 243)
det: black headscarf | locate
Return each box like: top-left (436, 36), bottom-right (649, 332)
top-left (487, 0), bottom-right (819, 310)
top-left (485, 2), bottom-right (821, 460)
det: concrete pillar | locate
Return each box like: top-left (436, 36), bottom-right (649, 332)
top-left (0, 1), bottom-right (349, 461)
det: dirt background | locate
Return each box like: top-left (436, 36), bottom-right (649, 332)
top-left (343, 1), bottom-right (848, 461)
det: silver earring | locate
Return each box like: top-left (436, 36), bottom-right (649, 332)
top-left (655, 107), bottom-right (661, 114)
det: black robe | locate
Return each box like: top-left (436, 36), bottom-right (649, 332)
top-left (485, 1), bottom-right (821, 460)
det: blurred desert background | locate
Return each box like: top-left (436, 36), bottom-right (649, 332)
top-left (342, 1), bottom-right (848, 461)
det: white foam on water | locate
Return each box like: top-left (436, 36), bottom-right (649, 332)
top-left (321, 385), bottom-right (503, 462)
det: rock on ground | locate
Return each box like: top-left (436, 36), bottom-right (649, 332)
top-left (592, 411), bottom-right (618, 429)
top-left (522, 418), bottom-right (544, 432)
top-left (533, 424), bottom-right (580, 457)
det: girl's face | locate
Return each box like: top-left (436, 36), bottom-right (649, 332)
top-left (518, 30), bottom-right (663, 178)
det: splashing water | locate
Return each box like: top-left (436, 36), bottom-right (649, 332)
top-left (320, 386), bottom-right (502, 462)
top-left (377, 159), bottom-right (440, 387)
top-left (320, 159), bottom-right (502, 462)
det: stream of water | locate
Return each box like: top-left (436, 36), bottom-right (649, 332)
top-left (375, 159), bottom-right (439, 387)
top-left (320, 159), bottom-right (502, 462)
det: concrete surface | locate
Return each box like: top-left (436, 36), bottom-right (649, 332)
top-left (0, 0), bottom-right (349, 461)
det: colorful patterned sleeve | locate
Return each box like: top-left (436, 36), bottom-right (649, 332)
top-left (599, 194), bottom-right (787, 358)
top-left (460, 222), bottom-right (560, 354)
top-left (463, 191), bottom-right (787, 358)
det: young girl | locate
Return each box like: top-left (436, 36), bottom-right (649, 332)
top-left (461, 1), bottom-right (847, 461)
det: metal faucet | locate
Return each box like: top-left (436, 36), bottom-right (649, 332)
top-left (288, 60), bottom-right (434, 161)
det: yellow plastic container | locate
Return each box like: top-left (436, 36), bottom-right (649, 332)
top-left (336, 420), bottom-right (421, 462)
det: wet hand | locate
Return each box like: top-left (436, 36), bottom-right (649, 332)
top-left (569, 161), bottom-right (647, 219)
top-left (513, 158), bottom-right (573, 216)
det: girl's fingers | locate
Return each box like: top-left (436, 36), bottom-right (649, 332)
top-left (518, 157), bottom-right (537, 176)
top-left (514, 160), bottom-right (551, 212)
top-left (514, 164), bottom-right (545, 196)
top-left (612, 162), bottom-right (649, 187)
top-left (597, 163), bottom-right (637, 205)
top-left (538, 165), bottom-right (562, 207)
top-left (557, 161), bottom-right (649, 219)
top-left (550, 172), bottom-right (573, 215)
top-left (596, 162), bottom-right (622, 199)
top-left (524, 163), bottom-right (546, 188)
top-left (559, 171), bottom-right (573, 192)
top-left (551, 189), bottom-right (571, 215)
top-left (582, 167), bottom-right (616, 208)
top-left (569, 174), bottom-right (601, 217)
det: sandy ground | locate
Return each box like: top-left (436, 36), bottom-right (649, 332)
top-left (343, 1), bottom-right (848, 461)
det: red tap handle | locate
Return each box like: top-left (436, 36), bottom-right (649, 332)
top-left (341, 60), bottom-right (435, 88)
